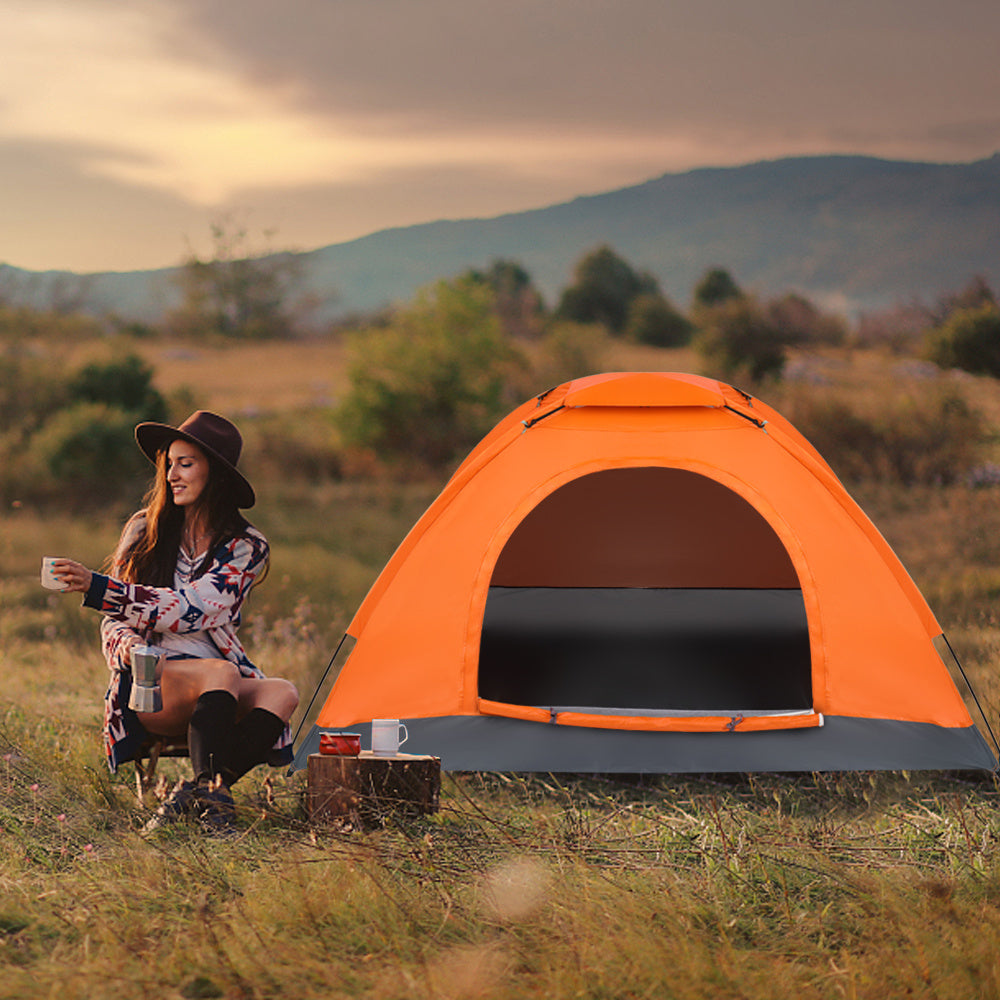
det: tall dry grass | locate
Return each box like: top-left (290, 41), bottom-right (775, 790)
top-left (2, 755), bottom-right (999, 999)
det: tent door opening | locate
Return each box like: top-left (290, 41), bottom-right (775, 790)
top-left (478, 466), bottom-right (812, 717)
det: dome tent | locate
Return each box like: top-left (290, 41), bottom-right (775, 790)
top-left (293, 372), bottom-right (996, 773)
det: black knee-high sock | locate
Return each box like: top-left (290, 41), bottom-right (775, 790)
top-left (222, 708), bottom-right (287, 785)
top-left (188, 690), bottom-right (239, 785)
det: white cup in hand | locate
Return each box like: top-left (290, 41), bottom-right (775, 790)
top-left (40, 557), bottom-right (64, 591)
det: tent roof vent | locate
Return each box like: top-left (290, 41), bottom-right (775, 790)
top-left (563, 372), bottom-right (725, 409)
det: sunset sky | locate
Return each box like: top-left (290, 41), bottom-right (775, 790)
top-left (2, 0), bottom-right (998, 273)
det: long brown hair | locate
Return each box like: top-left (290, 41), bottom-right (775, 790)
top-left (111, 442), bottom-right (253, 586)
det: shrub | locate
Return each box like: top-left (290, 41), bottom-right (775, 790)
top-left (766, 292), bottom-right (847, 348)
top-left (556, 245), bottom-right (659, 334)
top-left (782, 386), bottom-right (985, 486)
top-left (929, 275), bottom-right (996, 326)
top-left (0, 351), bottom-right (174, 506)
top-left (24, 402), bottom-right (149, 504)
top-left (692, 267), bottom-right (742, 311)
top-left (67, 354), bottom-right (168, 422)
top-left (624, 293), bottom-right (692, 348)
top-left (924, 304), bottom-right (1000, 378)
top-left (463, 259), bottom-right (547, 339)
top-left (337, 277), bottom-right (529, 469)
top-left (694, 297), bottom-right (790, 383)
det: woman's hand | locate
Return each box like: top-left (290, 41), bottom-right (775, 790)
top-left (51, 559), bottom-right (93, 594)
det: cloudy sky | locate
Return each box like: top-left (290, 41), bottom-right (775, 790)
top-left (3, 0), bottom-right (998, 273)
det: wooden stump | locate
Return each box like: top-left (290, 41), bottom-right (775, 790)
top-left (307, 751), bottom-right (441, 826)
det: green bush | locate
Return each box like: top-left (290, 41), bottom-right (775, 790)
top-left (694, 297), bottom-right (790, 383)
top-left (67, 354), bottom-right (168, 422)
top-left (28, 402), bottom-right (149, 502)
top-left (692, 267), bottom-right (742, 311)
top-left (924, 304), bottom-right (1000, 377)
top-left (624, 292), bottom-right (692, 347)
top-left (337, 276), bottom-right (529, 469)
top-left (0, 351), bottom-right (173, 506)
top-left (556, 245), bottom-right (659, 335)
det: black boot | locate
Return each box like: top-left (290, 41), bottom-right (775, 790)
top-left (141, 777), bottom-right (202, 835)
top-left (224, 708), bottom-right (287, 785)
top-left (188, 689), bottom-right (238, 785)
top-left (143, 691), bottom-right (242, 836)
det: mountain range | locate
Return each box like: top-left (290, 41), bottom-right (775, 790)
top-left (4, 153), bottom-right (999, 322)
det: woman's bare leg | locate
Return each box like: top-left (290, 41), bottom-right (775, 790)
top-left (235, 675), bottom-right (299, 722)
top-left (136, 657), bottom-right (241, 737)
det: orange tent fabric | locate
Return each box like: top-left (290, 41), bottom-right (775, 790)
top-left (305, 372), bottom-right (995, 773)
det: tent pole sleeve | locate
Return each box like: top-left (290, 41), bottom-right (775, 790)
top-left (522, 403), bottom-right (565, 430)
top-left (724, 403), bottom-right (767, 428)
top-left (290, 632), bottom-right (349, 750)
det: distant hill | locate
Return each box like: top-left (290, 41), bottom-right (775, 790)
top-left (3, 153), bottom-right (999, 322)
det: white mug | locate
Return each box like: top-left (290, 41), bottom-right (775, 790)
top-left (371, 718), bottom-right (409, 756)
top-left (40, 557), bottom-right (63, 590)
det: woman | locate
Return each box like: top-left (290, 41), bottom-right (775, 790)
top-left (51, 410), bottom-right (299, 832)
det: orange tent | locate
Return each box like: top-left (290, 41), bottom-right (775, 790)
top-left (296, 372), bottom-right (996, 772)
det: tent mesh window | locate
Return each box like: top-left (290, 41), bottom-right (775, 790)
top-left (479, 467), bottom-right (812, 714)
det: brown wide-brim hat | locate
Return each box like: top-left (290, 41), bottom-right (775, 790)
top-left (135, 410), bottom-right (256, 508)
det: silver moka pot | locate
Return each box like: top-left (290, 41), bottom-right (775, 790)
top-left (129, 645), bottom-right (163, 713)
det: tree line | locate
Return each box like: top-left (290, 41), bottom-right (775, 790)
top-left (1, 233), bottom-right (998, 504)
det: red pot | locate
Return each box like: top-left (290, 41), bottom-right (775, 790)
top-left (319, 732), bottom-right (361, 756)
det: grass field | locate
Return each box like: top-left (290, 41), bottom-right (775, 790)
top-left (3, 338), bottom-right (1000, 999)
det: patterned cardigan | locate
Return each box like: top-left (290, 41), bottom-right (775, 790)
top-left (85, 512), bottom-right (293, 772)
